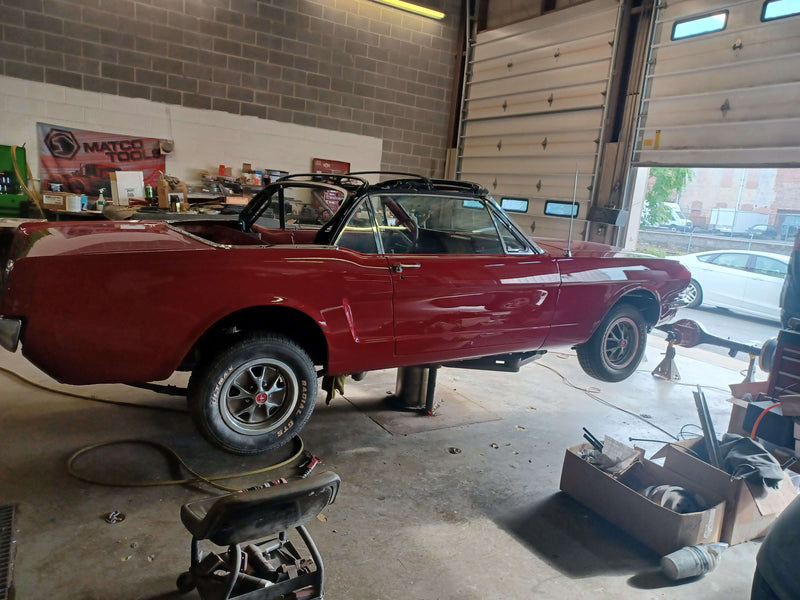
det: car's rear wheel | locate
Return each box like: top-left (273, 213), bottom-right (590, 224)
top-left (682, 279), bottom-right (703, 308)
top-left (188, 333), bottom-right (317, 455)
top-left (576, 304), bottom-right (647, 382)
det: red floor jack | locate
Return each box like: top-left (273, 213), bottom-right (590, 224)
top-left (176, 471), bottom-right (340, 600)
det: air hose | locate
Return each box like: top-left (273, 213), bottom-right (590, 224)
top-left (0, 365), bottom-right (308, 491)
top-left (67, 437), bottom-right (306, 492)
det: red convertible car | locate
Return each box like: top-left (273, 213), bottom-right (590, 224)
top-left (0, 174), bottom-right (689, 454)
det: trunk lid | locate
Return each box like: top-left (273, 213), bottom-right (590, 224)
top-left (7, 220), bottom-right (212, 259)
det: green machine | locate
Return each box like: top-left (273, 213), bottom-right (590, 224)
top-left (0, 145), bottom-right (30, 218)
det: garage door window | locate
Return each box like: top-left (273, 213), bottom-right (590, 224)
top-left (762, 0), bottom-right (800, 20)
top-left (672, 11), bottom-right (728, 40)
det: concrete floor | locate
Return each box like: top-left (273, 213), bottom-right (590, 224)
top-left (0, 333), bottom-right (777, 599)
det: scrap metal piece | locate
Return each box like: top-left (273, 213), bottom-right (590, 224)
top-left (582, 427), bottom-right (604, 451)
top-left (104, 511), bottom-right (126, 524)
top-left (693, 385), bottom-right (722, 468)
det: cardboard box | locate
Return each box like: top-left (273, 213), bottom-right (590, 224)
top-left (653, 438), bottom-right (797, 545)
top-left (779, 394), bottom-right (800, 417)
top-left (42, 191), bottom-right (69, 210)
top-left (560, 444), bottom-right (725, 556)
top-left (110, 171), bottom-right (144, 206)
top-left (729, 380), bottom-right (768, 400)
top-left (156, 179), bottom-right (188, 209)
top-left (728, 396), bottom-right (751, 437)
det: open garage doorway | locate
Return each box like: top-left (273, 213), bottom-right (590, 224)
top-left (625, 167), bottom-right (800, 257)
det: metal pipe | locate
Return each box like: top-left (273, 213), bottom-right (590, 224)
top-left (424, 366), bottom-right (438, 414)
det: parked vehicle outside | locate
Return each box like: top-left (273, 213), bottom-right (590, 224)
top-left (670, 250), bottom-right (789, 322)
top-left (744, 224), bottom-right (779, 240)
top-left (708, 208), bottom-right (768, 235)
top-left (643, 202), bottom-right (694, 232)
top-left (0, 174), bottom-right (690, 454)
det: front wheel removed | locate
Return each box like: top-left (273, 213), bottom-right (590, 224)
top-left (188, 333), bottom-right (317, 455)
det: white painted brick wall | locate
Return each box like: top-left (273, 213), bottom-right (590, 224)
top-left (0, 75), bottom-right (382, 183)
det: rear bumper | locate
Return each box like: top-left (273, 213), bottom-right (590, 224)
top-left (0, 317), bottom-right (21, 352)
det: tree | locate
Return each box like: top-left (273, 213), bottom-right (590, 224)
top-left (640, 167), bottom-right (694, 227)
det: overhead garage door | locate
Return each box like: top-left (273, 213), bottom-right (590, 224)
top-left (456, 0), bottom-right (622, 236)
top-left (634, 0), bottom-right (800, 167)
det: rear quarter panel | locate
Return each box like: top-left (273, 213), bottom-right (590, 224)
top-left (5, 244), bottom-right (394, 384)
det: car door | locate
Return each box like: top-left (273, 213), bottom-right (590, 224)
top-left (697, 252), bottom-right (752, 308)
top-left (743, 255), bottom-right (787, 320)
top-left (367, 193), bottom-right (560, 360)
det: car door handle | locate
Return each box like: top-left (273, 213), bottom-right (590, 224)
top-left (390, 263), bottom-right (421, 273)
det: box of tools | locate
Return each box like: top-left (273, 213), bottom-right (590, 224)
top-left (560, 440), bottom-right (726, 556)
top-left (652, 437), bottom-right (796, 545)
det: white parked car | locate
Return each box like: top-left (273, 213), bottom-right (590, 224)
top-left (669, 250), bottom-right (789, 322)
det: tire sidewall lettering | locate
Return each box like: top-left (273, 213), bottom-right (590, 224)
top-left (210, 365), bottom-right (235, 407)
top-left (190, 337), bottom-right (317, 454)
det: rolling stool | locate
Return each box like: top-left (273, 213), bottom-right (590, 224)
top-left (176, 471), bottom-right (341, 600)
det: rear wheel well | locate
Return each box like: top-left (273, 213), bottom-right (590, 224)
top-left (614, 290), bottom-right (660, 327)
top-left (180, 306), bottom-right (327, 372)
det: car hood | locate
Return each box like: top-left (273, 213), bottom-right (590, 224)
top-left (9, 220), bottom-right (211, 258)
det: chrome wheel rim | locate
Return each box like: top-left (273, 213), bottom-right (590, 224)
top-left (682, 282), bottom-right (699, 305)
top-left (219, 358), bottom-right (298, 436)
top-left (602, 317), bottom-right (640, 370)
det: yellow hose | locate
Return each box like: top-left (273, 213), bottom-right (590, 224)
top-left (67, 437), bottom-right (306, 492)
top-left (0, 365), bottom-right (308, 491)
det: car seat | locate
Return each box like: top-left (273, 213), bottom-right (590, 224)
top-left (176, 471), bottom-right (341, 600)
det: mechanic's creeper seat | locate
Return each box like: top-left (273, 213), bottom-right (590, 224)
top-left (177, 471), bottom-right (341, 599)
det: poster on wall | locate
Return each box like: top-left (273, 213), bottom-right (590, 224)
top-left (37, 122), bottom-right (165, 196)
top-left (312, 157), bottom-right (350, 214)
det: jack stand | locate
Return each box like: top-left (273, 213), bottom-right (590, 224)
top-left (390, 366), bottom-right (439, 414)
top-left (742, 354), bottom-right (757, 383)
top-left (652, 340), bottom-right (681, 381)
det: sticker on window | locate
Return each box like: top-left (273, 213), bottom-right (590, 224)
top-left (672, 11), bottom-right (727, 40)
top-left (762, 0), bottom-right (800, 20)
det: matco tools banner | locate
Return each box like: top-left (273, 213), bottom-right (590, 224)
top-left (37, 122), bottom-right (165, 196)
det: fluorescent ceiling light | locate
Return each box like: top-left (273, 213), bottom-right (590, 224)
top-left (372, 0), bottom-right (445, 19)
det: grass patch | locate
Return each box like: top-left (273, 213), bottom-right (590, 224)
top-left (636, 246), bottom-right (668, 258)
